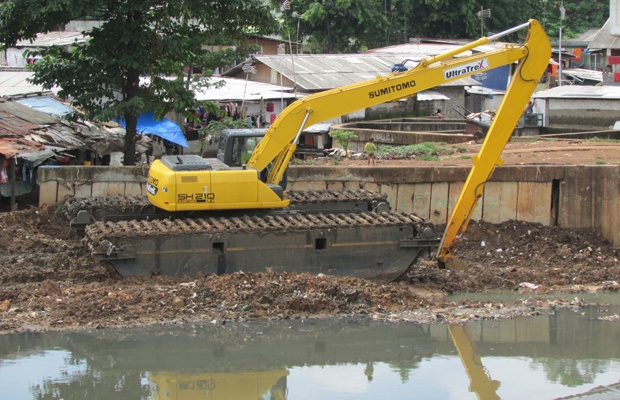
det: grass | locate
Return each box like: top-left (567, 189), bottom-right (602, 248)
top-left (513, 137), bottom-right (543, 143)
top-left (588, 137), bottom-right (620, 143)
top-left (417, 155), bottom-right (441, 161)
top-left (595, 156), bottom-right (607, 165)
top-left (378, 142), bottom-right (466, 160)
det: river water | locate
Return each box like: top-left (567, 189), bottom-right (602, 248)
top-left (2, 305), bottom-right (620, 400)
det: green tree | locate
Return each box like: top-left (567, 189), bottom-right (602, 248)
top-left (275, 0), bottom-right (389, 53)
top-left (0, 0), bottom-right (277, 165)
top-left (280, 0), bottom-right (608, 51)
top-left (537, 0), bottom-right (608, 39)
top-left (404, 0), bottom-right (480, 39)
top-left (328, 129), bottom-right (357, 156)
top-left (476, 0), bottom-right (608, 40)
top-left (275, 0), bottom-right (489, 52)
top-left (477, 0), bottom-right (541, 37)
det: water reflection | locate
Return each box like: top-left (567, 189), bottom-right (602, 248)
top-left (1, 306), bottom-right (620, 399)
top-left (449, 324), bottom-right (500, 399)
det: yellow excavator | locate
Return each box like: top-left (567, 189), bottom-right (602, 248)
top-left (85, 20), bottom-right (550, 278)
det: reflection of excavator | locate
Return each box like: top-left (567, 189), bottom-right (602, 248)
top-left (449, 324), bottom-right (500, 400)
top-left (148, 370), bottom-right (288, 400)
top-left (85, 20), bottom-right (550, 278)
top-left (137, 327), bottom-right (499, 400)
top-left (145, 328), bottom-right (497, 400)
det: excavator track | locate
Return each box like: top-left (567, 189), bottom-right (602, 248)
top-left (85, 210), bottom-right (439, 282)
top-left (64, 189), bottom-right (391, 227)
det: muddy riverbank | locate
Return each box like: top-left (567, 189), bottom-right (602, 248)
top-left (1, 205), bottom-right (618, 335)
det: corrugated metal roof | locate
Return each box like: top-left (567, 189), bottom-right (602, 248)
top-left (0, 100), bottom-right (72, 160)
top-left (532, 85), bottom-right (620, 99)
top-left (0, 69), bottom-right (49, 97)
top-left (0, 136), bottom-right (45, 158)
top-left (15, 31), bottom-right (88, 47)
top-left (254, 54), bottom-right (401, 91)
top-left (362, 42), bottom-right (471, 57)
top-left (588, 19), bottom-right (620, 50)
top-left (418, 90), bottom-right (450, 101)
top-left (193, 77), bottom-right (298, 102)
top-left (575, 28), bottom-right (600, 43)
top-left (362, 40), bottom-right (508, 57)
top-left (0, 108), bottom-right (40, 135)
top-left (0, 98), bottom-right (151, 159)
top-left (561, 68), bottom-right (603, 83)
top-left (0, 99), bottom-right (59, 125)
top-left (242, 54), bottom-right (479, 91)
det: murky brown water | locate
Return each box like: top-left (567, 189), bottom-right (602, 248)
top-left (2, 304), bottom-right (620, 400)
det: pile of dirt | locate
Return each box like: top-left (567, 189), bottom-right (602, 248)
top-left (0, 206), bottom-right (618, 334)
top-left (407, 220), bottom-right (620, 292)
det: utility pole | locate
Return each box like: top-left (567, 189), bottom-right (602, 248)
top-left (558, 0), bottom-right (565, 86)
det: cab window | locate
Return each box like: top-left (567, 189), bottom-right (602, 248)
top-left (231, 136), bottom-right (263, 166)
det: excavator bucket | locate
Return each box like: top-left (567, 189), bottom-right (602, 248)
top-left (440, 257), bottom-right (470, 271)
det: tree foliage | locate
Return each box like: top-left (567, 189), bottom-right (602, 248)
top-left (275, 0), bottom-right (608, 52)
top-left (536, 0), bottom-right (609, 39)
top-left (398, 0), bottom-right (480, 40)
top-left (275, 0), bottom-right (389, 53)
top-left (328, 129), bottom-right (357, 155)
top-left (0, 0), bottom-right (277, 164)
top-left (274, 0), bottom-right (481, 52)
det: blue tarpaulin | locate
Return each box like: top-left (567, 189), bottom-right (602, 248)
top-left (118, 112), bottom-right (188, 148)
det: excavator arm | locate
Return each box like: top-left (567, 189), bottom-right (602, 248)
top-left (436, 20), bottom-right (551, 268)
top-left (247, 20), bottom-right (551, 197)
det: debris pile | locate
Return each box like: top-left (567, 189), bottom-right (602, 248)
top-left (0, 208), bottom-right (618, 334)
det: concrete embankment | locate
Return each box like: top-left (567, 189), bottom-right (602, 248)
top-left (38, 164), bottom-right (619, 247)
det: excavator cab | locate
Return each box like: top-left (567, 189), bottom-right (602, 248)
top-left (216, 128), bottom-right (265, 167)
top-left (216, 128), bottom-right (287, 189)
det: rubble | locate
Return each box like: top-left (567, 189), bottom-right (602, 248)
top-left (0, 206), bottom-right (618, 335)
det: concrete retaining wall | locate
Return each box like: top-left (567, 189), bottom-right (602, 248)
top-left (38, 164), bottom-right (619, 247)
top-left (38, 165), bottom-right (150, 205)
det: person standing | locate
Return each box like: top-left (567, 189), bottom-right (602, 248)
top-left (365, 137), bottom-right (376, 166)
top-left (435, 109), bottom-right (443, 119)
